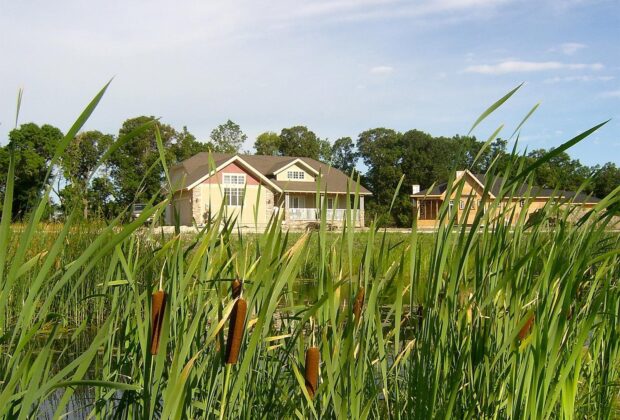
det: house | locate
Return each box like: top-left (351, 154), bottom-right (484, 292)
top-left (166, 153), bottom-right (371, 228)
top-left (411, 170), bottom-right (600, 228)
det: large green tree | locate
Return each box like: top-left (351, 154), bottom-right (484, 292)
top-left (357, 128), bottom-right (405, 225)
top-left (172, 126), bottom-right (211, 162)
top-left (209, 120), bottom-right (247, 153)
top-left (526, 149), bottom-right (589, 192)
top-left (279, 126), bottom-right (331, 161)
top-left (591, 162), bottom-right (620, 198)
top-left (254, 131), bottom-right (280, 155)
top-left (110, 116), bottom-right (178, 208)
top-left (2, 123), bottom-right (64, 217)
top-left (330, 137), bottom-right (357, 174)
top-left (60, 130), bottom-right (113, 218)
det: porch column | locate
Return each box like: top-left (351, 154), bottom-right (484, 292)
top-left (360, 195), bottom-right (365, 227)
top-left (284, 192), bottom-right (290, 221)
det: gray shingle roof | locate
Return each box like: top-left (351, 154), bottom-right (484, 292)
top-left (171, 153), bottom-right (371, 194)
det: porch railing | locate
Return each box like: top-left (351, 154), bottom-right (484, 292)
top-left (287, 208), bottom-right (354, 221)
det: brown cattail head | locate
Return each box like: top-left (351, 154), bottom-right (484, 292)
top-left (304, 346), bottom-right (320, 399)
top-left (231, 278), bottom-right (243, 299)
top-left (150, 290), bottom-right (167, 355)
top-left (225, 298), bottom-right (247, 364)
top-left (518, 314), bottom-right (535, 341)
top-left (352, 287), bottom-right (365, 325)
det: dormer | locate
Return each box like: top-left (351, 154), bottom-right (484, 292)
top-left (272, 158), bottom-right (319, 182)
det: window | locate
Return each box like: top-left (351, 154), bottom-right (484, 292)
top-left (327, 198), bottom-right (334, 209)
top-left (224, 187), bottom-right (244, 206)
top-left (223, 174), bottom-right (245, 185)
top-left (459, 200), bottom-right (465, 210)
top-left (290, 196), bottom-right (305, 209)
top-left (287, 171), bottom-right (305, 180)
top-left (449, 200), bottom-right (454, 214)
top-left (519, 199), bottom-right (525, 208)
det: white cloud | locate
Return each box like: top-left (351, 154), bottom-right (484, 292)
top-left (370, 66), bottom-right (394, 75)
top-left (544, 75), bottom-right (614, 83)
top-left (600, 90), bottom-right (620, 98)
top-left (559, 42), bottom-right (586, 55)
top-left (464, 60), bottom-right (604, 74)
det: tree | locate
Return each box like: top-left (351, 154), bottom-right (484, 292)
top-left (526, 149), bottom-right (588, 192)
top-left (278, 126), bottom-right (331, 161)
top-left (110, 116), bottom-right (178, 208)
top-left (172, 126), bottom-right (211, 162)
top-left (331, 137), bottom-right (357, 174)
top-left (209, 120), bottom-right (247, 153)
top-left (88, 176), bottom-right (118, 219)
top-left (60, 130), bottom-right (113, 218)
top-left (2, 123), bottom-right (64, 217)
top-left (400, 130), bottom-right (452, 190)
top-left (357, 128), bottom-right (404, 225)
top-left (254, 131), bottom-right (280, 155)
top-left (592, 163), bottom-right (620, 198)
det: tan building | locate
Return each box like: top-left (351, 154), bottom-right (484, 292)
top-left (411, 170), bottom-right (600, 228)
top-left (166, 153), bottom-right (371, 229)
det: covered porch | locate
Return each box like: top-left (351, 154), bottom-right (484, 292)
top-left (414, 198), bottom-right (442, 228)
top-left (282, 192), bottom-right (365, 227)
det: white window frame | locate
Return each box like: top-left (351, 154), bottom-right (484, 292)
top-left (223, 173), bottom-right (246, 185)
top-left (224, 187), bottom-right (244, 206)
top-left (287, 170), bottom-right (305, 180)
top-left (326, 197), bottom-right (334, 209)
top-left (290, 196), bottom-right (305, 209)
top-left (519, 199), bottom-right (525, 207)
top-left (459, 200), bottom-right (465, 210)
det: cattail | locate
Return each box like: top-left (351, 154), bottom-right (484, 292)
top-left (231, 278), bottom-right (243, 299)
top-left (225, 298), bottom-right (247, 364)
top-left (518, 314), bottom-right (535, 341)
top-left (150, 290), bottom-right (167, 355)
top-left (304, 347), bottom-right (320, 399)
top-left (352, 287), bottom-right (365, 325)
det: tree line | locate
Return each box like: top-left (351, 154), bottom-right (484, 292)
top-left (1, 117), bottom-right (618, 226)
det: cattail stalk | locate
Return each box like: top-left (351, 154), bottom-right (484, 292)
top-left (150, 290), bottom-right (167, 355)
top-left (304, 346), bottom-right (320, 399)
top-left (225, 298), bottom-right (247, 364)
top-left (352, 287), bottom-right (365, 326)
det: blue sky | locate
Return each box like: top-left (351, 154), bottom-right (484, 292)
top-left (1, 0), bottom-right (619, 166)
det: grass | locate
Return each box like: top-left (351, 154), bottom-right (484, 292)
top-left (0, 83), bottom-right (619, 418)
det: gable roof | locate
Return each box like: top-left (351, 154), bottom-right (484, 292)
top-left (171, 153), bottom-right (372, 195)
top-left (411, 171), bottom-right (600, 203)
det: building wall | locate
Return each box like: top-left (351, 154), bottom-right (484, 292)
top-left (168, 190), bottom-right (193, 226)
top-left (197, 182), bottom-right (270, 227)
top-left (413, 172), bottom-right (597, 228)
top-left (415, 196), bottom-right (597, 228)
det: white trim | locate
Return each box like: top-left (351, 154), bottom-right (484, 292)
top-left (437, 169), bottom-right (495, 200)
top-left (281, 189), bottom-right (372, 195)
top-left (272, 158), bottom-right (320, 176)
top-left (186, 155), bottom-right (283, 193)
